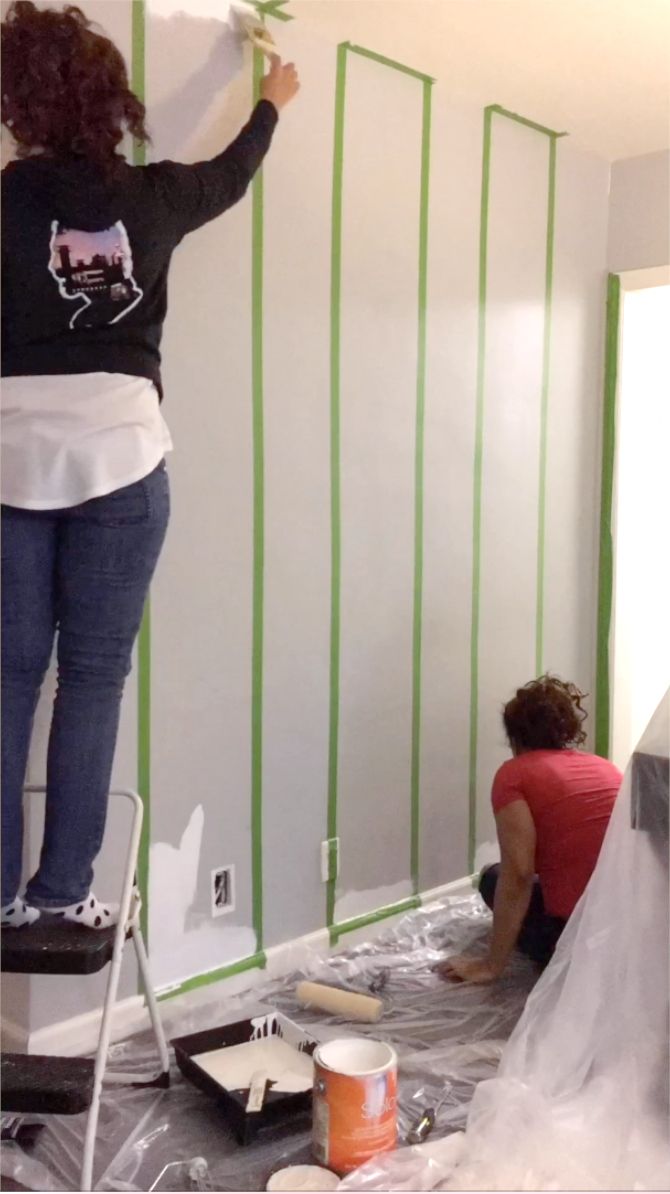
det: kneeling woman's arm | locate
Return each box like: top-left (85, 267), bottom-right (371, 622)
top-left (439, 801), bottom-right (536, 984)
top-left (487, 801), bottom-right (536, 975)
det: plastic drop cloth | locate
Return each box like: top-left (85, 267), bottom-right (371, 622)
top-left (0, 893), bottom-right (538, 1192)
top-left (344, 691), bottom-right (670, 1193)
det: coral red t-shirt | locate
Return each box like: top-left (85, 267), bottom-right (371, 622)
top-left (491, 750), bottom-right (622, 919)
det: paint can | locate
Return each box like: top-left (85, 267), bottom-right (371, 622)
top-left (312, 1038), bottom-right (398, 1175)
top-left (266, 1165), bottom-right (340, 1191)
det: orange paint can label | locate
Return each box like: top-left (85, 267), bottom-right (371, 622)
top-left (313, 1038), bottom-right (398, 1176)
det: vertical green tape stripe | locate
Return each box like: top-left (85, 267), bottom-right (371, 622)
top-left (595, 274), bottom-right (621, 757)
top-left (131, 0), bottom-right (146, 166)
top-left (410, 79), bottom-right (433, 895)
top-left (467, 107), bottom-right (493, 875)
top-left (132, 0), bottom-right (150, 945)
top-left (535, 135), bottom-right (558, 674)
top-left (326, 43), bottom-right (348, 930)
top-left (251, 45), bottom-right (265, 950)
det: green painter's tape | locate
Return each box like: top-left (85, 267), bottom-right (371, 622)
top-left (132, 0), bottom-right (150, 947)
top-left (131, 1), bottom-right (146, 156)
top-left (326, 42), bottom-right (348, 931)
top-left (251, 0), bottom-right (293, 20)
top-left (467, 107), bottom-right (493, 876)
top-left (410, 78), bottom-right (433, 895)
top-left (345, 43), bottom-right (436, 84)
top-left (535, 135), bottom-right (558, 674)
top-left (488, 104), bottom-right (566, 140)
top-left (251, 45), bottom-right (266, 951)
top-left (157, 951), bottom-right (266, 1002)
top-left (595, 275), bottom-right (621, 758)
top-left (331, 897), bottom-right (421, 945)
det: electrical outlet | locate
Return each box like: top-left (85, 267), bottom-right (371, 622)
top-left (320, 837), bottom-right (340, 884)
top-left (211, 865), bottom-right (236, 918)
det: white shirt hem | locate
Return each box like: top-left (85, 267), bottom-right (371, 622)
top-left (1, 444), bottom-right (171, 511)
top-left (1, 372), bottom-right (173, 511)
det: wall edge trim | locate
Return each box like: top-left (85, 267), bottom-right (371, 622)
top-left (19, 878), bottom-right (475, 1052)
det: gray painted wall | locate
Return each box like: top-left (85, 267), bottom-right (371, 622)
top-left (608, 149), bottom-right (670, 272)
top-left (4, 0), bottom-right (610, 1036)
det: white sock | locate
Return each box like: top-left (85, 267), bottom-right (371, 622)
top-left (49, 893), bottom-right (119, 929)
top-left (1, 898), bottom-right (41, 928)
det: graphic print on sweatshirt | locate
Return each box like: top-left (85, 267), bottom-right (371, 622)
top-left (48, 220), bottom-right (143, 329)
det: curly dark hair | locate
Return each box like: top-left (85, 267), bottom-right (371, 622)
top-left (1, 1), bottom-right (150, 168)
top-left (503, 675), bottom-right (588, 752)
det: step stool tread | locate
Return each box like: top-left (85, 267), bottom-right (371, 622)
top-left (1, 1053), bottom-right (95, 1115)
top-left (1, 921), bottom-right (117, 974)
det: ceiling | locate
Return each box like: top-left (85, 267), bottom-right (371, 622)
top-left (290, 0), bottom-right (670, 161)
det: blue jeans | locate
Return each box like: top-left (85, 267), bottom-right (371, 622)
top-left (1, 463), bottom-right (169, 908)
top-left (478, 864), bottom-right (566, 968)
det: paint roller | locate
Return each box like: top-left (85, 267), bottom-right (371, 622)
top-left (296, 981), bottom-right (384, 1024)
top-left (230, 0), bottom-right (278, 58)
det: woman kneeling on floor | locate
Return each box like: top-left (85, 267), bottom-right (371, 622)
top-left (441, 676), bottom-right (621, 984)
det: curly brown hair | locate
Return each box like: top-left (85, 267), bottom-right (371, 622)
top-left (1, 1), bottom-right (149, 168)
top-left (503, 675), bottom-right (588, 752)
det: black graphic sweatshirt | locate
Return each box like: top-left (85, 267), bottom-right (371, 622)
top-left (1, 100), bottom-right (278, 398)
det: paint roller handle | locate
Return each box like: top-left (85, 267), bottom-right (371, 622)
top-left (260, 56), bottom-right (300, 112)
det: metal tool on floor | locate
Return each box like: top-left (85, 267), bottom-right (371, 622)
top-left (368, 967), bottom-right (390, 995)
top-left (0, 786), bottom-right (170, 1193)
top-left (406, 1091), bottom-right (451, 1145)
top-left (149, 1156), bottom-right (214, 1192)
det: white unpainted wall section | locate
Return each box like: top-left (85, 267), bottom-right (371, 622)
top-left (149, 806), bottom-right (256, 990)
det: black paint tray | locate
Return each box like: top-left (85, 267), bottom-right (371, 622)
top-left (172, 1010), bottom-right (318, 1146)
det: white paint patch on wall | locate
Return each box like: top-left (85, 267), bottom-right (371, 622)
top-left (149, 0), bottom-right (235, 21)
top-left (474, 839), bottom-right (500, 874)
top-left (150, 805), bottom-right (255, 989)
top-left (334, 879), bottom-right (414, 926)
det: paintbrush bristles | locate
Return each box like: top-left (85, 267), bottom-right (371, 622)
top-left (230, 3), bottom-right (277, 59)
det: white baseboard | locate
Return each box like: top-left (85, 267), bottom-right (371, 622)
top-left (23, 994), bottom-right (148, 1058)
top-left (3, 877), bottom-right (474, 1057)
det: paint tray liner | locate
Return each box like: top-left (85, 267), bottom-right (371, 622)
top-left (172, 1011), bottom-right (318, 1145)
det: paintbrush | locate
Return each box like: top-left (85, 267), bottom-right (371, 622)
top-left (230, 1), bottom-right (278, 58)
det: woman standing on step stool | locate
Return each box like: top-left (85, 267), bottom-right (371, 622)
top-left (1, 1), bottom-right (299, 929)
